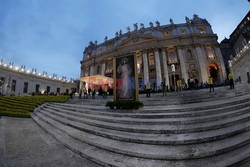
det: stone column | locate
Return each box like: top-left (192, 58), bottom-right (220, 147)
top-left (90, 65), bottom-right (95, 75)
top-left (154, 48), bottom-right (162, 88)
top-left (195, 45), bottom-right (208, 83)
top-left (161, 48), bottom-right (170, 87)
top-left (214, 46), bottom-right (227, 82)
top-left (177, 47), bottom-right (188, 83)
top-left (142, 50), bottom-right (149, 84)
top-left (101, 62), bottom-right (106, 76)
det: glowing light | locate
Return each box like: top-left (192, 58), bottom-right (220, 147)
top-left (15, 67), bottom-right (19, 70)
top-left (3, 64), bottom-right (7, 67)
top-left (38, 73), bottom-right (41, 76)
top-left (26, 70), bottom-right (30, 74)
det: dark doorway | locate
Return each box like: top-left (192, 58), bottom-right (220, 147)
top-left (209, 63), bottom-right (218, 83)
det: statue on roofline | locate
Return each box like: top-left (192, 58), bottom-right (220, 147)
top-left (149, 21), bottom-right (153, 28)
top-left (133, 23), bottom-right (138, 31)
top-left (155, 20), bottom-right (160, 27)
top-left (104, 36), bottom-right (108, 42)
top-left (127, 26), bottom-right (130, 33)
top-left (185, 16), bottom-right (190, 23)
top-left (140, 23), bottom-right (144, 29)
top-left (169, 18), bottom-right (174, 25)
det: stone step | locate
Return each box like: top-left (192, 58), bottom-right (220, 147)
top-left (42, 104), bottom-right (250, 126)
top-left (45, 100), bottom-right (250, 119)
top-left (32, 111), bottom-right (250, 160)
top-left (37, 109), bottom-right (250, 145)
top-left (41, 106), bottom-right (250, 134)
top-left (32, 112), bottom-right (250, 167)
top-left (52, 93), bottom-right (250, 112)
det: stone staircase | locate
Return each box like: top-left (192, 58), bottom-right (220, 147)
top-left (31, 89), bottom-right (250, 167)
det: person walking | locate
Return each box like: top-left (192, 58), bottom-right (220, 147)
top-left (146, 82), bottom-right (151, 98)
top-left (208, 76), bottom-right (214, 92)
top-left (228, 73), bottom-right (234, 89)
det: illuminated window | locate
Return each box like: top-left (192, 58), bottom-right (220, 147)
top-left (164, 31), bottom-right (171, 36)
top-left (206, 46), bottom-right (215, 59)
top-left (181, 29), bottom-right (187, 35)
top-left (98, 48), bottom-right (103, 53)
top-left (198, 27), bottom-right (206, 34)
top-left (148, 54), bottom-right (155, 65)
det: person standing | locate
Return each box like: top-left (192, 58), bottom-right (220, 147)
top-left (91, 88), bottom-right (96, 99)
top-left (177, 79), bottom-right (183, 96)
top-left (228, 73), bottom-right (234, 89)
top-left (79, 89), bottom-right (82, 99)
top-left (208, 76), bottom-right (214, 92)
top-left (146, 82), bottom-right (151, 98)
top-left (162, 81), bottom-right (167, 96)
top-left (82, 85), bottom-right (88, 99)
top-left (102, 84), bottom-right (108, 99)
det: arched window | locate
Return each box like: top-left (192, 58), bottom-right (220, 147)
top-left (187, 49), bottom-right (193, 60)
top-left (84, 67), bottom-right (89, 76)
top-left (106, 62), bottom-right (113, 73)
top-left (168, 51), bottom-right (177, 64)
top-left (137, 55), bottom-right (142, 73)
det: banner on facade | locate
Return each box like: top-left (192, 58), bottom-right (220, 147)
top-left (113, 54), bottom-right (138, 101)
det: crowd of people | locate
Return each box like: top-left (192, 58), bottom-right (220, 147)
top-left (73, 73), bottom-right (238, 99)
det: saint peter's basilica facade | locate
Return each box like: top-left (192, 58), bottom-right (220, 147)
top-left (80, 14), bottom-right (226, 89)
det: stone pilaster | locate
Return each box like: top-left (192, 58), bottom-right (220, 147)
top-left (195, 44), bottom-right (208, 82)
top-left (154, 48), bottom-right (162, 87)
top-left (214, 46), bottom-right (227, 81)
top-left (177, 47), bottom-right (188, 83)
top-left (142, 50), bottom-right (149, 84)
top-left (101, 62), bottom-right (106, 76)
top-left (161, 48), bottom-right (170, 86)
top-left (90, 65), bottom-right (95, 75)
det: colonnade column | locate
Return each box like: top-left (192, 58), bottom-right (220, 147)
top-left (195, 44), bottom-right (208, 83)
top-left (142, 50), bottom-right (149, 84)
top-left (177, 46), bottom-right (188, 83)
top-left (161, 48), bottom-right (170, 87)
top-left (154, 48), bottom-right (162, 88)
top-left (214, 46), bottom-right (227, 81)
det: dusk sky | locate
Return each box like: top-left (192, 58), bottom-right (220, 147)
top-left (0, 0), bottom-right (249, 79)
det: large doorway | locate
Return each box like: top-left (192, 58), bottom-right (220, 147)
top-left (209, 63), bottom-right (219, 83)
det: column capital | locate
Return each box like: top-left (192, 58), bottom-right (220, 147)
top-left (142, 49), bottom-right (148, 54)
top-left (153, 48), bottom-right (160, 52)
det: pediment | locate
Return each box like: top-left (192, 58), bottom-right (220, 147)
top-left (117, 34), bottom-right (158, 48)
